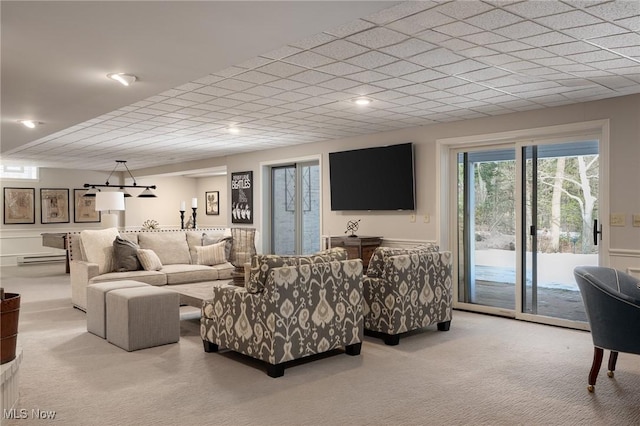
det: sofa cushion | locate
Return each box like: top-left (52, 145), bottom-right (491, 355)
top-left (80, 228), bottom-right (120, 274)
top-left (138, 232), bottom-right (191, 265)
top-left (137, 249), bottom-right (163, 271)
top-left (247, 255), bottom-right (299, 294)
top-left (113, 236), bottom-right (142, 272)
top-left (195, 241), bottom-right (227, 266)
top-left (89, 270), bottom-right (167, 286)
top-left (161, 264), bottom-right (219, 285)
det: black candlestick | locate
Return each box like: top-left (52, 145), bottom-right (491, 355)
top-left (191, 207), bottom-right (197, 229)
top-left (180, 210), bottom-right (185, 229)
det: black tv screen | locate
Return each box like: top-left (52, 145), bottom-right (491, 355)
top-left (329, 143), bottom-right (415, 211)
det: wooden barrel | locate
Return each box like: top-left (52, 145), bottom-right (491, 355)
top-left (1, 293), bottom-right (20, 364)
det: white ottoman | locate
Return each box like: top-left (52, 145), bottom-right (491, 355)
top-left (87, 280), bottom-right (150, 338)
top-left (106, 286), bottom-right (180, 352)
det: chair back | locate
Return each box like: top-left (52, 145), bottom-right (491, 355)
top-left (574, 266), bottom-right (640, 354)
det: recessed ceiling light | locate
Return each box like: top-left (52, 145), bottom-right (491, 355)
top-left (18, 120), bottom-right (39, 129)
top-left (107, 73), bottom-right (137, 86)
top-left (228, 126), bottom-right (240, 134)
top-left (353, 97), bottom-right (373, 106)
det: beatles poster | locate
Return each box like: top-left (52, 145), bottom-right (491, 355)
top-left (231, 171), bottom-right (253, 224)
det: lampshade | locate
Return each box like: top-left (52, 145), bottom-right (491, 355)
top-left (138, 187), bottom-right (157, 198)
top-left (119, 187), bottom-right (132, 198)
top-left (95, 191), bottom-right (125, 211)
top-left (83, 186), bottom-right (100, 198)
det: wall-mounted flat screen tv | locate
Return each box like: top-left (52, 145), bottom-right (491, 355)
top-left (329, 143), bottom-right (415, 211)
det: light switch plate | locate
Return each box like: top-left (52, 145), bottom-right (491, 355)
top-left (633, 214), bottom-right (640, 227)
top-left (610, 213), bottom-right (625, 227)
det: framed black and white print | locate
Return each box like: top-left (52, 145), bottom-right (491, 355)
top-left (74, 189), bottom-right (101, 223)
top-left (206, 191), bottom-right (219, 215)
top-left (3, 187), bottom-right (35, 224)
top-left (231, 171), bottom-right (253, 224)
top-left (40, 188), bottom-right (70, 224)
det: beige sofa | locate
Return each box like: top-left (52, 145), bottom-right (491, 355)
top-left (69, 227), bottom-right (238, 311)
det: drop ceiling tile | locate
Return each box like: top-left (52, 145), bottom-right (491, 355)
top-left (283, 51), bottom-right (335, 69)
top-left (434, 59), bottom-right (488, 75)
top-left (261, 45), bottom-right (303, 60)
top-left (563, 23), bottom-right (629, 40)
top-left (433, 1), bottom-right (494, 19)
top-left (615, 16), bottom-right (640, 32)
top-left (411, 48), bottom-right (466, 67)
top-left (425, 76), bottom-right (468, 90)
top-left (402, 69), bottom-right (448, 83)
top-left (225, 92), bottom-right (262, 103)
top-left (552, 63), bottom-right (599, 73)
top-left (146, 103), bottom-right (183, 113)
top-left (519, 32), bottom-right (575, 48)
top-left (460, 31), bottom-right (509, 45)
top-left (205, 98), bottom-right (244, 108)
top-left (242, 85), bottom-right (284, 98)
top-left (346, 70), bottom-right (389, 83)
top-left (537, 10), bottom-right (603, 30)
top-left (439, 38), bottom-right (477, 52)
top-left (316, 62), bottom-right (365, 76)
top-left (213, 66), bottom-right (245, 78)
top-left (346, 27), bottom-right (408, 49)
top-left (344, 84), bottom-right (386, 96)
top-left (486, 40), bottom-right (533, 53)
top-left (457, 67), bottom-right (512, 82)
top-left (364, 1), bottom-right (437, 25)
top-left (415, 29), bottom-right (454, 44)
top-left (374, 60), bottom-right (424, 77)
top-left (296, 96), bottom-right (336, 107)
top-left (212, 79), bottom-right (256, 92)
top-left (391, 95), bottom-right (431, 106)
top-left (317, 77), bottom-right (362, 91)
top-left (379, 38), bottom-right (437, 58)
top-left (610, 45), bottom-right (640, 58)
top-left (176, 92), bottom-right (215, 103)
top-left (287, 70), bottom-right (334, 85)
top-left (591, 75), bottom-right (638, 89)
top-left (325, 19), bottom-right (376, 38)
top-left (312, 40), bottom-right (369, 60)
top-left (370, 90), bottom-right (408, 101)
top-left (373, 77), bottom-right (415, 89)
top-left (499, 60), bottom-right (544, 72)
top-left (503, 1), bottom-right (574, 19)
top-left (494, 21), bottom-right (550, 40)
top-left (590, 32), bottom-right (640, 49)
top-left (566, 50), bottom-right (621, 63)
top-left (434, 21), bottom-right (484, 37)
top-left (459, 45), bottom-right (500, 58)
top-left (466, 9), bottom-right (523, 30)
top-left (445, 83), bottom-right (489, 96)
top-left (345, 51), bottom-right (397, 69)
top-left (394, 84), bottom-right (434, 95)
top-left (271, 91), bottom-right (310, 103)
top-left (162, 98), bottom-right (198, 108)
top-left (585, 1), bottom-right (640, 21)
top-left (266, 78), bottom-right (308, 91)
top-left (544, 41), bottom-right (599, 56)
top-left (386, 10), bottom-right (455, 35)
top-left (590, 58), bottom-right (640, 70)
top-left (193, 86), bottom-right (233, 97)
top-left (510, 48), bottom-right (556, 60)
top-left (233, 70), bottom-right (280, 85)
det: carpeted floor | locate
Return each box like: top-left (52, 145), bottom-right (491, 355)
top-left (2, 264), bottom-right (640, 425)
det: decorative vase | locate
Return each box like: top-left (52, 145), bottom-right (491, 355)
top-left (1, 292), bottom-right (20, 364)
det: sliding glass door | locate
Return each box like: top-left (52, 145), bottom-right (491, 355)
top-left (456, 138), bottom-right (600, 327)
top-left (271, 161), bottom-right (320, 255)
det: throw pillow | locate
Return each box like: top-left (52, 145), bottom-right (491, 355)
top-left (203, 234), bottom-right (233, 261)
top-left (80, 228), bottom-right (120, 274)
top-left (137, 249), bottom-right (163, 271)
top-left (195, 241), bottom-right (227, 266)
top-left (113, 236), bottom-right (142, 272)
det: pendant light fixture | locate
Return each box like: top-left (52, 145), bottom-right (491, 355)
top-left (83, 160), bottom-right (157, 198)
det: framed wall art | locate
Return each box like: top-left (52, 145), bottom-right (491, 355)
top-left (74, 189), bottom-right (101, 223)
top-left (205, 191), bottom-right (219, 215)
top-left (231, 171), bottom-right (253, 224)
top-left (3, 187), bottom-right (35, 224)
top-left (40, 188), bottom-right (70, 224)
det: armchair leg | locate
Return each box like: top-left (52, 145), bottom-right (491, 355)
top-left (267, 363), bottom-right (285, 378)
top-left (383, 334), bottom-right (400, 346)
top-left (203, 340), bottom-right (219, 353)
top-left (607, 351), bottom-right (619, 378)
top-left (345, 342), bottom-right (362, 356)
top-left (437, 321), bottom-right (451, 331)
top-left (588, 347), bottom-right (604, 392)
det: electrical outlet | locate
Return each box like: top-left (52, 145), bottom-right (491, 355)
top-left (633, 214), bottom-right (640, 227)
top-left (610, 213), bottom-right (625, 227)
top-left (423, 214), bottom-right (430, 223)
top-left (409, 214), bottom-right (416, 223)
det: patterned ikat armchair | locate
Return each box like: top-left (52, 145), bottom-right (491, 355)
top-left (200, 250), bottom-right (364, 377)
top-left (363, 246), bottom-right (453, 345)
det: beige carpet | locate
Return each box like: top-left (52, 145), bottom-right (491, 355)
top-left (2, 264), bottom-right (640, 426)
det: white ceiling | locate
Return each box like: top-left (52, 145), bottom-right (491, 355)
top-left (2, 1), bottom-right (639, 172)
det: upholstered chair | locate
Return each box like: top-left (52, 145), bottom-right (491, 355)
top-left (573, 266), bottom-right (640, 392)
top-left (363, 245), bottom-right (453, 345)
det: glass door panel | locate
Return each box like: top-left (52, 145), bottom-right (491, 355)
top-left (522, 141), bottom-right (599, 322)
